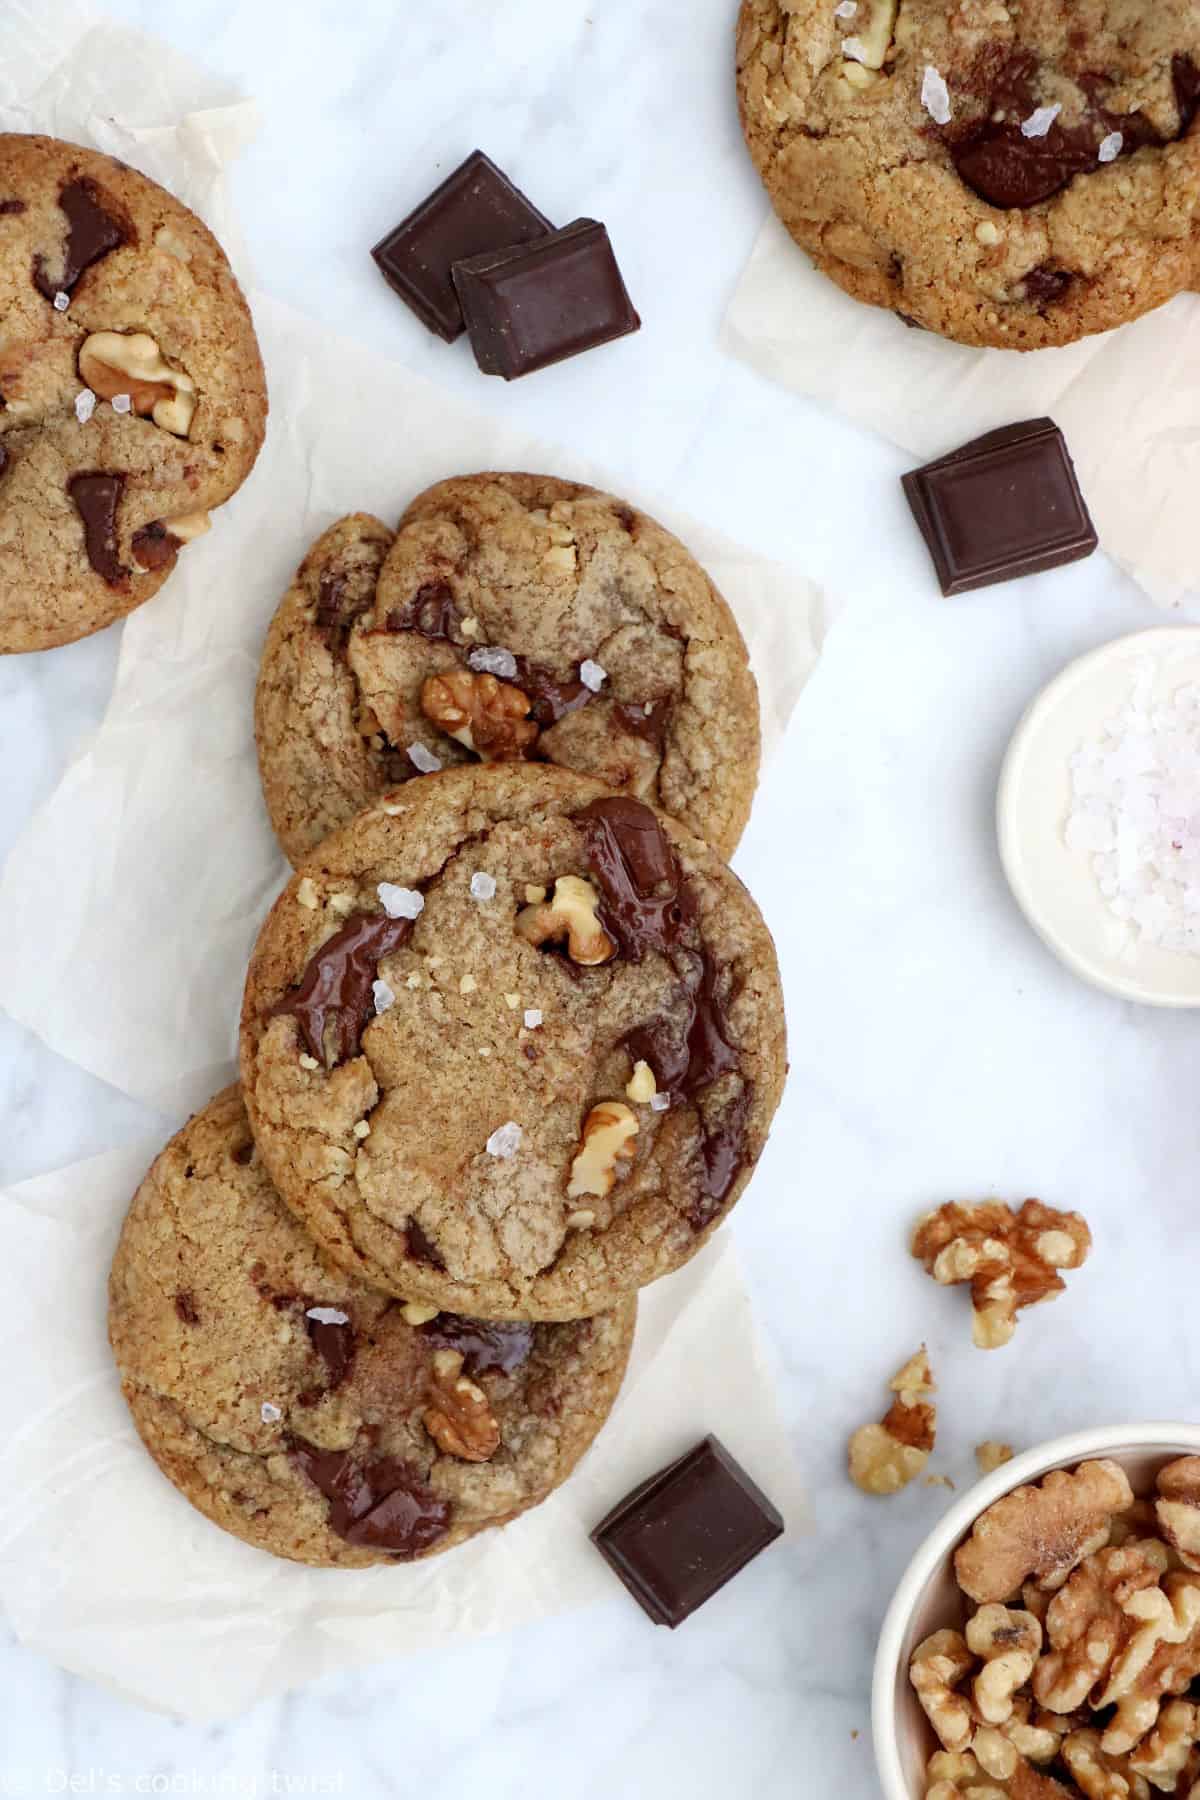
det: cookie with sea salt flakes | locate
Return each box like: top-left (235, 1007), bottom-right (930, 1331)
top-left (108, 1084), bottom-right (635, 1568)
top-left (253, 473), bottom-right (760, 864)
top-left (238, 764), bottom-right (787, 1321)
top-left (737, 0), bottom-right (1200, 349)
top-left (0, 133), bottom-right (267, 652)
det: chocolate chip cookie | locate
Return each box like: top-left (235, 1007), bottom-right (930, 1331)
top-left (108, 1085), bottom-right (635, 1568)
top-left (238, 764), bottom-right (787, 1320)
top-left (254, 473), bottom-right (760, 863)
top-left (0, 134), bottom-right (267, 652)
top-left (737, 0), bottom-right (1200, 348)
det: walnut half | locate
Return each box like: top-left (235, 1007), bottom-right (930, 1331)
top-left (420, 668), bottom-right (537, 760)
top-left (954, 1460), bottom-right (1134, 1604)
top-left (423, 1349), bottom-right (500, 1462)
top-left (848, 1346), bottom-right (936, 1496)
top-left (911, 1199), bottom-right (1092, 1350)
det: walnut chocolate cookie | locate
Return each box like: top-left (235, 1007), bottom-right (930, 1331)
top-left (253, 473), bottom-right (760, 864)
top-left (238, 764), bottom-right (787, 1320)
top-left (0, 134), bottom-right (266, 652)
top-left (737, 0), bottom-right (1200, 349)
top-left (108, 1085), bottom-right (635, 1568)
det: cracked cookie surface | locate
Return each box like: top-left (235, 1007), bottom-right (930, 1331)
top-left (737, 0), bottom-right (1200, 348)
top-left (238, 764), bottom-right (787, 1320)
top-left (108, 1085), bottom-right (635, 1567)
top-left (0, 133), bottom-right (267, 651)
top-left (254, 473), bottom-right (760, 863)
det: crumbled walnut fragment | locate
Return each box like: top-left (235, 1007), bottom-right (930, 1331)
top-left (911, 1199), bottom-right (1092, 1350)
top-left (978, 1442), bottom-right (1016, 1476)
top-left (849, 1347), bottom-right (936, 1496)
top-left (422, 1349), bottom-right (501, 1462)
top-left (955, 1461), bottom-right (1134, 1604)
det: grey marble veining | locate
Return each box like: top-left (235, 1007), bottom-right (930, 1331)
top-left (3, 0), bottom-right (1200, 1794)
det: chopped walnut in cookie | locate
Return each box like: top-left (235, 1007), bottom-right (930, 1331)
top-left (848, 1346), bottom-right (936, 1496)
top-left (516, 874), bottom-right (616, 966)
top-left (911, 1200), bottom-right (1092, 1350)
top-left (420, 668), bottom-right (538, 760)
top-left (422, 1348), bottom-right (501, 1462)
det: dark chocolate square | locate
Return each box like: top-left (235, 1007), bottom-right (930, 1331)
top-left (452, 218), bottom-right (640, 379)
top-left (902, 417), bottom-right (1098, 596)
top-left (590, 1436), bottom-right (784, 1628)
top-left (371, 150), bottom-right (552, 343)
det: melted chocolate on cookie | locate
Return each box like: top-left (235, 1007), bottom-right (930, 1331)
top-left (33, 177), bottom-right (127, 301)
top-left (305, 1311), bottom-right (356, 1387)
top-left (68, 472), bottom-right (128, 588)
top-left (385, 578), bottom-right (462, 641)
top-left (513, 656), bottom-right (593, 728)
top-left (419, 1314), bottom-right (535, 1377)
top-left (269, 911), bottom-right (415, 1065)
top-left (291, 1441), bottom-right (452, 1556)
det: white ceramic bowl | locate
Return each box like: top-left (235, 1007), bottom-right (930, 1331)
top-left (872, 1421), bottom-right (1200, 1800)
top-left (997, 626), bottom-right (1200, 1007)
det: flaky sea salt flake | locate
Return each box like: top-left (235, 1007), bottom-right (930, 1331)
top-left (486, 1121), bottom-right (523, 1159)
top-left (377, 882), bottom-right (424, 920)
top-left (470, 871), bottom-right (497, 901)
top-left (469, 645), bottom-right (518, 680)
top-left (261, 1402), bottom-right (282, 1423)
top-left (650, 1092), bottom-right (671, 1112)
top-left (579, 659), bottom-right (607, 692)
top-left (921, 65), bottom-right (952, 125)
top-left (373, 978), bottom-right (396, 1015)
top-left (53, 290), bottom-right (69, 311)
top-left (842, 35), bottom-right (869, 62)
top-left (74, 389), bottom-right (96, 423)
top-left (305, 1306), bottom-right (349, 1325)
top-left (1021, 104), bottom-right (1061, 139)
top-left (834, 1), bottom-right (857, 15)
top-left (523, 1008), bottom-right (543, 1029)
top-left (111, 393), bottom-right (133, 415)
top-left (1098, 132), bottom-right (1123, 163)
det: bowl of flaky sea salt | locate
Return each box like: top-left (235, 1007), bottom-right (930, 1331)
top-left (998, 627), bottom-right (1200, 1007)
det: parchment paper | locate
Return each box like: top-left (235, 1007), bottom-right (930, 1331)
top-left (0, 1140), bottom-right (807, 1721)
top-left (0, 14), bottom-right (825, 1115)
top-left (724, 212), bottom-right (1200, 610)
top-left (0, 6), bottom-right (813, 1721)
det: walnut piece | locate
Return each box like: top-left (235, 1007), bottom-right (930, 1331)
top-left (1128, 1699), bottom-right (1200, 1790)
top-left (849, 1347), bottom-right (936, 1496)
top-left (955, 1461), bottom-right (1135, 1604)
top-left (78, 330), bottom-right (196, 436)
top-left (1094, 1574), bottom-right (1200, 1755)
top-left (967, 1605), bottom-right (1043, 1725)
top-left (420, 668), bottom-right (538, 760)
top-left (844, 0), bottom-right (897, 68)
top-left (978, 1443), bottom-right (1016, 1476)
top-left (1155, 1459), bottom-right (1200, 1574)
top-left (911, 1630), bottom-right (975, 1755)
top-left (422, 1348), bottom-right (500, 1462)
top-left (1033, 1543), bottom-right (1165, 1714)
top-left (911, 1199), bottom-right (1092, 1350)
top-left (516, 874), bottom-right (616, 966)
top-left (566, 1101), bottom-right (638, 1200)
top-left (1061, 1730), bottom-right (1152, 1800)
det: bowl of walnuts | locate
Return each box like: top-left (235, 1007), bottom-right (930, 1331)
top-left (872, 1424), bottom-right (1200, 1800)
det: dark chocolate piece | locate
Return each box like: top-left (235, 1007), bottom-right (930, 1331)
top-left (371, 150), bottom-right (552, 343)
top-left (0, 199), bottom-right (26, 216)
top-left (590, 1435), bottom-right (783, 1627)
top-left (614, 697), bottom-right (672, 746)
top-left (579, 794), bottom-right (689, 962)
top-left (419, 1314), bottom-right (534, 1377)
top-left (453, 218), bottom-right (640, 380)
top-left (131, 521), bottom-right (181, 573)
top-left (513, 655), bottom-right (593, 727)
top-left (33, 178), bottom-right (125, 301)
top-left (268, 911), bottom-right (414, 1065)
top-left (174, 1292), bottom-right (199, 1325)
top-left (386, 578), bottom-right (462, 641)
top-left (292, 1442), bottom-right (452, 1556)
top-left (68, 472), bottom-right (128, 588)
top-left (306, 1311), bottom-right (356, 1387)
top-left (405, 1219), bottom-right (446, 1270)
top-left (901, 418), bottom-right (1097, 597)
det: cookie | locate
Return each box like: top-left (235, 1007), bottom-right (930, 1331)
top-left (737, 0), bottom-right (1200, 349)
top-left (108, 1085), bottom-right (635, 1568)
top-left (238, 764), bottom-right (787, 1320)
top-left (254, 473), bottom-right (759, 863)
top-left (0, 134), bottom-right (267, 652)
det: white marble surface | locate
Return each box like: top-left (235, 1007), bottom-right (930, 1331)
top-left (4, 0), bottom-right (1200, 1792)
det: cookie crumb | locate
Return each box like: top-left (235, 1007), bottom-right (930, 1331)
top-left (470, 871), bottom-right (497, 902)
top-left (111, 393), bottom-right (133, 414)
top-left (486, 1121), bottom-right (523, 1158)
top-left (579, 659), bottom-right (607, 692)
top-left (373, 977), bottom-right (396, 1014)
top-left (459, 973), bottom-right (477, 995)
top-left (378, 882), bottom-right (424, 920)
top-left (523, 1008), bottom-right (543, 1029)
top-left (921, 65), bottom-right (952, 124)
top-left (407, 742), bottom-right (441, 775)
top-left (468, 645), bottom-right (518, 680)
top-left (459, 616), bottom-right (480, 639)
top-left (306, 1306), bottom-right (349, 1325)
top-left (524, 884), bottom-right (547, 905)
top-left (925, 1473), bottom-right (956, 1491)
top-left (1021, 103), bottom-right (1061, 139)
top-left (261, 1401), bottom-right (282, 1423)
top-left (353, 1120), bottom-right (370, 1139)
top-left (53, 290), bottom-right (69, 311)
top-left (504, 992), bottom-right (521, 1009)
top-left (74, 389), bottom-right (96, 423)
top-left (296, 876), bottom-right (319, 909)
